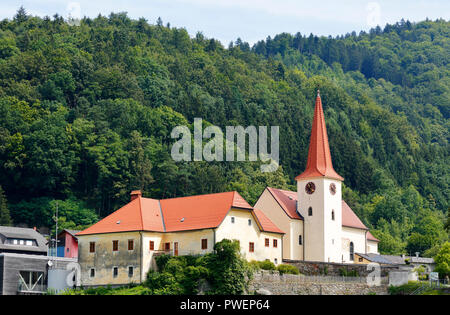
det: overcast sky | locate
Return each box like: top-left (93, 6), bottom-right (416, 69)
top-left (1, 1), bottom-right (449, 44)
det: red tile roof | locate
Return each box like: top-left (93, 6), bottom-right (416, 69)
top-left (341, 200), bottom-right (368, 230)
top-left (267, 187), bottom-right (302, 220)
top-left (160, 191), bottom-right (251, 232)
top-left (367, 231), bottom-right (379, 242)
top-left (253, 209), bottom-right (285, 234)
top-left (265, 187), bottom-right (370, 231)
top-left (77, 191), bottom-right (257, 236)
top-left (77, 197), bottom-right (164, 236)
top-left (295, 92), bottom-right (343, 181)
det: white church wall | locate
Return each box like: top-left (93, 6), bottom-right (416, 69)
top-left (367, 240), bottom-right (379, 254)
top-left (341, 226), bottom-right (367, 263)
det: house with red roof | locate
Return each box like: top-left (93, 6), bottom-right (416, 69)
top-left (254, 91), bottom-right (379, 263)
top-left (76, 190), bottom-right (283, 287)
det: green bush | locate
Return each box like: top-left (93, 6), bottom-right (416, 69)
top-left (146, 239), bottom-right (252, 295)
top-left (338, 268), bottom-right (359, 277)
top-left (155, 254), bottom-right (171, 271)
top-left (206, 239), bottom-right (252, 294)
top-left (388, 281), bottom-right (423, 295)
top-left (276, 264), bottom-right (299, 275)
top-left (258, 259), bottom-right (276, 271)
top-left (247, 260), bottom-right (261, 271)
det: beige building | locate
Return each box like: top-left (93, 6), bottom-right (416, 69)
top-left (77, 191), bottom-right (284, 287)
top-left (254, 92), bottom-right (379, 263)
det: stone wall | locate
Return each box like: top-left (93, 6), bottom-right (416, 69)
top-left (248, 270), bottom-right (389, 295)
top-left (283, 259), bottom-right (397, 277)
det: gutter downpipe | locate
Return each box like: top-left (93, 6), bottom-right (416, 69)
top-left (140, 231), bottom-right (143, 283)
top-left (302, 219), bottom-right (305, 261)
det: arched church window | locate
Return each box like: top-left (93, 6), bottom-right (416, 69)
top-left (308, 207), bottom-right (312, 216)
top-left (350, 242), bottom-right (354, 261)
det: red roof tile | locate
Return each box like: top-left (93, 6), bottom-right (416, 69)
top-left (267, 187), bottom-right (302, 220)
top-left (77, 191), bottom-right (254, 235)
top-left (341, 200), bottom-right (368, 230)
top-left (76, 197), bottom-right (164, 236)
top-left (160, 191), bottom-right (251, 232)
top-left (295, 92), bottom-right (343, 181)
top-left (367, 231), bottom-right (379, 242)
top-left (253, 208), bottom-right (285, 234)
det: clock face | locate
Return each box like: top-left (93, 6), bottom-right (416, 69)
top-left (330, 183), bottom-right (336, 195)
top-left (305, 182), bottom-right (316, 195)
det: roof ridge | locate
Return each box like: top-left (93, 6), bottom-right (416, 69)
top-left (158, 191), bottom-right (235, 201)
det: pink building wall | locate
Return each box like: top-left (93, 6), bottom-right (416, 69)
top-left (62, 231), bottom-right (78, 258)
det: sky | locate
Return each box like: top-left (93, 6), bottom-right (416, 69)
top-left (1, 0), bottom-right (449, 45)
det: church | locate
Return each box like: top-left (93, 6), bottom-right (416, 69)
top-left (76, 91), bottom-right (378, 286)
top-left (254, 91), bottom-right (379, 263)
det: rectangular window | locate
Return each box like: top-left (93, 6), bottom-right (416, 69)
top-left (201, 239), bottom-right (208, 250)
top-left (89, 242), bottom-right (95, 253)
top-left (18, 271), bottom-right (44, 293)
top-left (248, 219), bottom-right (252, 226)
top-left (265, 238), bottom-right (270, 247)
top-left (113, 267), bottom-right (118, 278)
top-left (165, 242), bottom-right (170, 251)
top-left (149, 241), bottom-right (154, 251)
top-left (273, 239), bottom-right (277, 248)
top-left (128, 266), bottom-right (134, 277)
top-left (249, 242), bottom-right (254, 253)
top-left (128, 239), bottom-right (134, 251)
top-left (359, 257), bottom-right (363, 262)
top-left (90, 268), bottom-right (95, 278)
top-left (299, 235), bottom-right (302, 245)
top-left (112, 240), bottom-right (119, 251)
top-left (231, 217), bottom-right (235, 223)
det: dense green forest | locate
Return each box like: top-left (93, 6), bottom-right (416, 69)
top-left (0, 8), bottom-right (448, 256)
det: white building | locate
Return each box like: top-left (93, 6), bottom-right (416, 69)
top-left (254, 91), bottom-right (379, 263)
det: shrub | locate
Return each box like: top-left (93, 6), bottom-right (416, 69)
top-left (247, 260), bottom-right (261, 272)
top-left (276, 264), bottom-right (299, 275)
top-left (258, 259), bottom-right (276, 271)
top-left (155, 254), bottom-right (171, 271)
top-left (388, 281), bottom-right (423, 295)
top-left (145, 239), bottom-right (252, 295)
top-left (339, 268), bottom-right (359, 277)
top-left (206, 239), bottom-right (251, 294)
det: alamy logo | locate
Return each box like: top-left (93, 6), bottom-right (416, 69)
top-left (171, 118), bottom-right (279, 172)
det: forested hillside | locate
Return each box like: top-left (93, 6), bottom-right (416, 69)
top-left (0, 9), bottom-right (448, 256)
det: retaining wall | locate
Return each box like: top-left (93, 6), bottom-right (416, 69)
top-left (248, 270), bottom-right (389, 295)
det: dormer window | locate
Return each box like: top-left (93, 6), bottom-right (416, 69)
top-left (8, 238), bottom-right (36, 246)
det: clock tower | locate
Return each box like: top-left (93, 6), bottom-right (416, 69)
top-left (296, 91), bottom-right (344, 263)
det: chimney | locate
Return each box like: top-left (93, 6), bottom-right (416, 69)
top-left (130, 190), bottom-right (142, 201)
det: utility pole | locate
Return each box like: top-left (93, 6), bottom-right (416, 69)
top-left (52, 202), bottom-right (58, 269)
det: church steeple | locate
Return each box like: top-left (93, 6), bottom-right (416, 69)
top-left (295, 91), bottom-right (343, 181)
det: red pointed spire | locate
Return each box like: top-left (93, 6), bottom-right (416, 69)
top-left (295, 91), bottom-right (343, 181)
